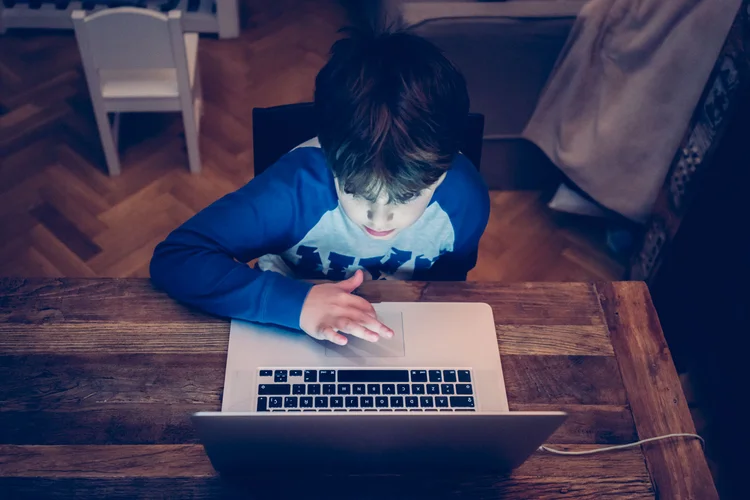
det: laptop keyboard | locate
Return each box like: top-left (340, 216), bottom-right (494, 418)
top-left (255, 368), bottom-right (476, 412)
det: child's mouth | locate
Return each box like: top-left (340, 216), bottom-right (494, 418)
top-left (364, 227), bottom-right (395, 237)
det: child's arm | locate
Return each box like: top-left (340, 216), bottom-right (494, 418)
top-left (150, 153), bottom-right (316, 330)
top-left (150, 149), bottom-right (393, 344)
top-left (416, 157), bottom-right (490, 281)
top-left (420, 213), bottom-right (487, 281)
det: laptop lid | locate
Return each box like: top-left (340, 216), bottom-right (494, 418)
top-left (191, 411), bottom-right (567, 475)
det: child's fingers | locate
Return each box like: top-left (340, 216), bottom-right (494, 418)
top-left (335, 318), bottom-right (380, 343)
top-left (334, 269), bottom-right (364, 293)
top-left (351, 311), bottom-right (394, 338)
top-left (320, 326), bottom-right (348, 346)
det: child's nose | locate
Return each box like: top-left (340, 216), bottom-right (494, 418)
top-left (367, 207), bottom-right (394, 225)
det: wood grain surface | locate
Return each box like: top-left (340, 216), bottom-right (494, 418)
top-left (596, 282), bottom-right (717, 500)
top-left (0, 278), bottom-right (715, 498)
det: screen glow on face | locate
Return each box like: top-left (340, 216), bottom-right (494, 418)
top-left (335, 173), bottom-right (446, 239)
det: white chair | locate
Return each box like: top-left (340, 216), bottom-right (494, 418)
top-left (72, 8), bottom-right (202, 176)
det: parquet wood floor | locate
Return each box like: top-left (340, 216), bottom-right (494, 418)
top-left (0, 0), bottom-right (624, 282)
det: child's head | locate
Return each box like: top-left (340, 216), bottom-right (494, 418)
top-left (315, 29), bottom-right (469, 239)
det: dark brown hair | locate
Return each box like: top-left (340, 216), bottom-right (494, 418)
top-left (314, 29), bottom-right (469, 204)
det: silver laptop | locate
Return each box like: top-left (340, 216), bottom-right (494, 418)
top-left (192, 302), bottom-right (566, 474)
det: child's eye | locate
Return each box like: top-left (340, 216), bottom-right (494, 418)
top-left (399, 192), bottom-right (421, 204)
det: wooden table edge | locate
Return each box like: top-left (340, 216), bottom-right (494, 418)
top-left (594, 281), bottom-right (718, 499)
top-left (0, 277), bottom-right (715, 498)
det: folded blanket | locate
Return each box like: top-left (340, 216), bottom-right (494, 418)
top-left (524, 0), bottom-right (741, 222)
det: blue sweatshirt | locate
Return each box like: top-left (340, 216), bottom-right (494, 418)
top-left (150, 142), bottom-right (489, 330)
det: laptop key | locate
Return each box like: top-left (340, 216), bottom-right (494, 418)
top-left (450, 396), bottom-right (475, 408)
top-left (412, 384), bottom-right (425, 395)
top-left (443, 370), bottom-right (457, 382)
top-left (383, 384), bottom-right (395, 395)
top-left (436, 396), bottom-right (449, 407)
top-left (284, 397), bottom-right (298, 408)
top-left (257, 396), bottom-right (268, 411)
top-left (307, 384), bottom-right (321, 395)
top-left (406, 396), bottom-right (418, 408)
top-left (314, 396), bottom-right (328, 408)
top-left (338, 370), bottom-right (409, 382)
top-left (376, 397), bottom-right (388, 408)
top-left (420, 396), bottom-right (434, 408)
top-left (323, 384), bottom-right (336, 395)
top-left (427, 384), bottom-right (439, 395)
top-left (304, 370), bottom-right (317, 383)
top-left (320, 370), bottom-right (336, 382)
top-left (428, 370), bottom-right (442, 382)
top-left (367, 384), bottom-right (380, 395)
top-left (338, 384), bottom-right (351, 395)
top-left (300, 397), bottom-right (313, 408)
top-left (397, 384), bottom-right (410, 395)
top-left (353, 384), bottom-right (366, 395)
top-left (331, 396), bottom-right (344, 408)
top-left (390, 396), bottom-right (404, 408)
top-left (441, 384), bottom-right (455, 395)
top-left (258, 384), bottom-right (291, 395)
top-left (274, 370), bottom-right (288, 383)
top-left (410, 370), bottom-right (428, 382)
top-left (269, 397), bottom-right (282, 408)
top-left (456, 384), bottom-right (473, 395)
top-left (293, 384), bottom-right (305, 395)
top-left (290, 370), bottom-right (303, 377)
top-left (259, 370), bottom-right (272, 377)
top-left (360, 397), bottom-right (374, 407)
top-left (458, 370), bottom-right (471, 383)
top-left (345, 396), bottom-right (358, 408)
top-left (455, 408), bottom-right (475, 412)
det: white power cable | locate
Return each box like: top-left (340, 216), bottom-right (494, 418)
top-left (539, 433), bottom-right (705, 455)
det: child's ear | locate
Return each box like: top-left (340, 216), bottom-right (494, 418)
top-left (431, 171), bottom-right (448, 191)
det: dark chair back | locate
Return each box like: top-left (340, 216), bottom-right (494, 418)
top-left (252, 102), bottom-right (484, 177)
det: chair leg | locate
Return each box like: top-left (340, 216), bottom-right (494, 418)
top-left (194, 60), bottom-right (203, 131)
top-left (182, 96), bottom-right (202, 175)
top-left (92, 106), bottom-right (121, 176)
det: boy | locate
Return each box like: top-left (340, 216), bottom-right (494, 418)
top-left (150, 30), bottom-right (490, 346)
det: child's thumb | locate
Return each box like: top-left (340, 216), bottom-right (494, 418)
top-left (336, 269), bottom-right (363, 293)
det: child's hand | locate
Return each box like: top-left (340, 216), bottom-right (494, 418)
top-left (300, 270), bottom-right (394, 345)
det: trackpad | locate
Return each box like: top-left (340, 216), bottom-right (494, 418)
top-left (325, 311), bottom-right (405, 358)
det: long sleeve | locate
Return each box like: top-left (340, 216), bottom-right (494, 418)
top-left (415, 155), bottom-right (490, 281)
top-left (149, 148), bottom-right (336, 329)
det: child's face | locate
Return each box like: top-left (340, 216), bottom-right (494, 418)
top-left (335, 173), bottom-right (446, 240)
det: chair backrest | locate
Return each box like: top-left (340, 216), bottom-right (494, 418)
top-left (252, 102), bottom-right (484, 177)
top-left (72, 8), bottom-right (185, 72)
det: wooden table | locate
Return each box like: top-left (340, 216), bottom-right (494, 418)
top-left (0, 279), bottom-right (716, 499)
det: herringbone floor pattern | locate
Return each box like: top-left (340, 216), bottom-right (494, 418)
top-left (0, 0), bottom-right (624, 281)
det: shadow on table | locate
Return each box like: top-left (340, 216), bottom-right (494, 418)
top-left (218, 473), bottom-right (513, 499)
